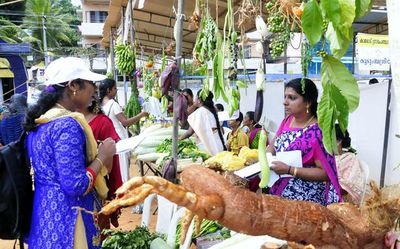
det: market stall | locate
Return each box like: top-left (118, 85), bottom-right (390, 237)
top-left (96, 0), bottom-right (400, 248)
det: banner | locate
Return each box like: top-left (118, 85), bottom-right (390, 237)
top-left (356, 33), bottom-right (390, 71)
top-left (388, 0), bottom-right (400, 135)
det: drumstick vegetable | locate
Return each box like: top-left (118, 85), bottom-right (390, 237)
top-left (258, 129), bottom-right (270, 188)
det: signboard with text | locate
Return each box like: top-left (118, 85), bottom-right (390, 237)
top-left (356, 33), bottom-right (390, 71)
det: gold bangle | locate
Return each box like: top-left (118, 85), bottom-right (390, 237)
top-left (293, 167), bottom-right (298, 177)
top-left (95, 157), bottom-right (104, 168)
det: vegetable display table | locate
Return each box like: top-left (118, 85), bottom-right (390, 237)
top-left (137, 159), bottom-right (162, 177)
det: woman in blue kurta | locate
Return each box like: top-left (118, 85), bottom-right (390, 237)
top-left (24, 57), bottom-right (116, 249)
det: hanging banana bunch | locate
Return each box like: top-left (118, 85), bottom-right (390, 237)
top-left (115, 42), bottom-right (135, 75)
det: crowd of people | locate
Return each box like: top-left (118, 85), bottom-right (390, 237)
top-left (0, 56), bottom-right (375, 248)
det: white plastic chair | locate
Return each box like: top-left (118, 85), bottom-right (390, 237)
top-left (166, 207), bottom-right (194, 249)
top-left (359, 160), bottom-right (370, 206)
top-left (141, 194), bottom-right (178, 234)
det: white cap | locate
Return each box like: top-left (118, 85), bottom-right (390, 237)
top-left (218, 110), bottom-right (239, 121)
top-left (44, 57), bottom-right (106, 86)
top-left (228, 110), bottom-right (240, 120)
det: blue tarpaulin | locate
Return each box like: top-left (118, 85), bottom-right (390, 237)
top-left (0, 39), bottom-right (28, 97)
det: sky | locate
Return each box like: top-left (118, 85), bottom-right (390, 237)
top-left (71, 0), bottom-right (81, 7)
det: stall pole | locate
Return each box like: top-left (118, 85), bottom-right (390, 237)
top-left (110, 27), bottom-right (116, 82)
top-left (42, 15), bottom-right (49, 67)
top-left (380, 77), bottom-right (392, 187)
top-left (172, 0), bottom-right (184, 182)
top-left (352, 33), bottom-right (356, 74)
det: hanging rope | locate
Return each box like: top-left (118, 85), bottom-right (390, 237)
top-left (216, 0), bottom-right (219, 27)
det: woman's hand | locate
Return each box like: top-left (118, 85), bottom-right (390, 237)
top-left (97, 138), bottom-right (116, 172)
top-left (270, 161), bottom-right (291, 175)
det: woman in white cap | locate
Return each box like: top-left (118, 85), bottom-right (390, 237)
top-left (24, 57), bottom-right (116, 249)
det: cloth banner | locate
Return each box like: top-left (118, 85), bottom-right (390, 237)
top-left (388, 0), bottom-right (400, 136)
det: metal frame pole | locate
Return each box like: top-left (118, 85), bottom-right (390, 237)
top-left (42, 16), bottom-right (49, 67)
top-left (380, 77), bottom-right (392, 187)
top-left (172, 0), bottom-right (184, 182)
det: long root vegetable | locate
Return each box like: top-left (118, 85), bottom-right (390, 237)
top-left (101, 165), bottom-right (400, 249)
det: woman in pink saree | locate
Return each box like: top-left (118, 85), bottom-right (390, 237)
top-left (268, 78), bottom-right (342, 206)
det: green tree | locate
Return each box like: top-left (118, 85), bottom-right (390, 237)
top-left (54, 0), bottom-right (81, 47)
top-left (22, 0), bottom-right (79, 61)
top-left (0, 17), bottom-right (23, 43)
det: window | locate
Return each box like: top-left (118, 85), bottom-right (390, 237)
top-left (89, 11), bottom-right (108, 23)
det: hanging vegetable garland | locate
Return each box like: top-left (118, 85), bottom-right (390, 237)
top-left (192, 10), bottom-right (219, 101)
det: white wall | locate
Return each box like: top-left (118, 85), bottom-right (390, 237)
top-left (386, 85), bottom-right (400, 186)
top-left (347, 81), bottom-right (389, 184)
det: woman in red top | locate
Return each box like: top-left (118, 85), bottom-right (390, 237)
top-left (77, 97), bottom-right (123, 227)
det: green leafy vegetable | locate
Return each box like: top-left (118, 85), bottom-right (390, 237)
top-left (302, 0), bottom-right (324, 46)
top-left (156, 138), bottom-right (197, 154)
top-left (102, 226), bottom-right (163, 249)
top-left (175, 220), bottom-right (222, 248)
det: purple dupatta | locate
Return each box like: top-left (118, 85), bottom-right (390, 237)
top-left (249, 128), bottom-right (261, 144)
top-left (269, 115), bottom-right (342, 205)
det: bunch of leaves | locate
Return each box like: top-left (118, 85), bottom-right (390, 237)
top-left (301, 0), bottom-right (372, 153)
top-left (23, 0), bottom-right (78, 51)
top-left (0, 17), bottom-right (24, 44)
top-left (102, 226), bottom-right (163, 249)
top-left (174, 220), bottom-right (222, 248)
top-left (156, 138), bottom-right (197, 154)
top-left (181, 148), bottom-right (210, 162)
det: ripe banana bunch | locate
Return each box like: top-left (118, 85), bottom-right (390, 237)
top-left (115, 43), bottom-right (135, 75)
top-left (228, 87), bottom-right (240, 117)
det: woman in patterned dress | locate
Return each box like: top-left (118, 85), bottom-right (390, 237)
top-left (268, 78), bottom-right (342, 206)
top-left (24, 57), bottom-right (116, 249)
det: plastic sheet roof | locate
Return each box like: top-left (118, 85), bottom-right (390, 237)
top-left (101, 0), bottom-right (387, 55)
top-left (101, 0), bottom-right (267, 54)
